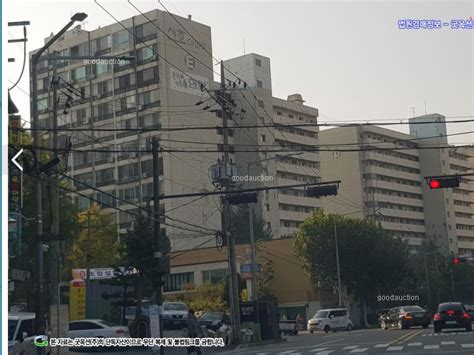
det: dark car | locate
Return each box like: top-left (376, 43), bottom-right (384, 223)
top-left (381, 306), bottom-right (430, 330)
top-left (433, 302), bottom-right (472, 333)
top-left (465, 305), bottom-right (474, 322)
top-left (378, 308), bottom-right (392, 329)
top-left (198, 312), bottom-right (231, 332)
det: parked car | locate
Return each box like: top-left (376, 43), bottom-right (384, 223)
top-left (464, 304), bottom-right (474, 322)
top-left (8, 312), bottom-right (51, 355)
top-left (199, 312), bottom-right (231, 332)
top-left (279, 319), bottom-right (299, 335)
top-left (69, 319), bottom-right (130, 338)
top-left (378, 308), bottom-right (392, 329)
top-left (433, 302), bottom-right (472, 333)
top-left (381, 306), bottom-right (430, 330)
top-left (307, 308), bottom-right (353, 333)
top-left (163, 302), bottom-right (189, 329)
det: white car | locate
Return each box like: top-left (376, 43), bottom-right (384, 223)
top-left (307, 308), bottom-right (353, 333)
top-left (69, 319), bottom-right (130, 339)
top-left (9, 312), bottom-right (51, 355)
top-left (163, 302), bottom-right (189, 329)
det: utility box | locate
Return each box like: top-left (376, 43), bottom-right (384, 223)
top-left (240, 300), bottom-right (279, 340)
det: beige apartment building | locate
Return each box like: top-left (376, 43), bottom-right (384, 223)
top-left (223, 53), bottom-right (322, 238)
top-left (319, 114), bottom-right (474, 256)
top-left (32, 9), bottom-right (224, 250)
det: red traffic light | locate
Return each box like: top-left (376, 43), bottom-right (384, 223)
top-left (427, 176), bottom-right (460, 189)
top-left (429, 179), bottom-right (441, 189)
top-left (453, 257), bottom-right (460, 265)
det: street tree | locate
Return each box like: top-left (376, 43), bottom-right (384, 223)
top-left (121, 213), bottom-right (171, 316)
top-left (67, 203), bottom-right (119, 269)
top-left (293, 211), bottom-right (410, 325)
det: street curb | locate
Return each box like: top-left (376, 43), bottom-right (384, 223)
top-left (234, 338), bottom-right (287, 350)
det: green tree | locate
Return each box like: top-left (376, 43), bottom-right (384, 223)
top-left (188, 282), bottom-right (227, 312)
top-left (122, 213), bottom-right (170, 316)
top-left (293, 211), bottom-right (410, 325)
top-left (232, 205), bottom-right (273, 245)
top-left (67, 203), bottom-right (119, 269)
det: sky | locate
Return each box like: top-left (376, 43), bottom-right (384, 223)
top-left (6, 0), bottom-right (474, 144)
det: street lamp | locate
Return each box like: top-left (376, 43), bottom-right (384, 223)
top-left (30, 12), bottom-right (88, 340)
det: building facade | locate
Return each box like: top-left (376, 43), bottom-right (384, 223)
top-left (32, 10), bottom-right (225, 250)
top-left (319, 114), bottom-right (474, 256)
top-left (223, 53), bottom-right (322, 238)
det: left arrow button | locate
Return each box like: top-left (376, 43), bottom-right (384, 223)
top-left (12, 149), bottom-right (23, 171)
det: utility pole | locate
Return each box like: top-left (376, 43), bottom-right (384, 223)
top-left (152, 138), bottom-right (164, 355)
top-left (50, 57), bottom-right (63, 353)
top-left (219, 61), bottom-right (241, 343)
top-left (31, 44), bottom-right (47, 344)
top-left (423, 253), bottom-right (432, 307)
top-left (333, 218), bottom-right (342, 307)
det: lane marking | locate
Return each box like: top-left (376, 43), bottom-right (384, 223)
top-left (350, 348), bottom-right (369, 353)
top-left (424, 345), bottom-right (440, 350)
top-left (461, 344), bottom-right (474, 348)
top-left (374, 344), bottom-right (390, 348)
top-left (387, 346), bottom-right (404, 351)
top-left (309, 349), bottom-right (328, 352)
top-left (407, 342), bottom-right (422, 346)
top-left (399, 329), bottom-right (423, 344)
top-left (314, 351), bottom-right (334, 355)
top-left (442, 341), bottom-right (456, 345)
top-left (343, 346), bottom-right (359, 350)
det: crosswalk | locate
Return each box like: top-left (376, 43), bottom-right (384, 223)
top-left (254, 341), bottom-right (474, 354)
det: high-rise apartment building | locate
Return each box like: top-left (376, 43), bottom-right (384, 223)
top-left (319, 114), bottom-right (474, 256)
top-left (223, 54), bottom-right (322, 238)
top-left (32, 10), bottom-right (224, 250)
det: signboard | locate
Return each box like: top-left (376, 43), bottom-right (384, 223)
top-left (241, 263), bottom-right (262, 280)
top-left (169, 68), bottom-right (209, 97)
top-left (11, 269), bottom-right (29, 281)
top-left (72, 267), bottom-right (137, 280)
top-left (70, 279), bottom-right (86, 321)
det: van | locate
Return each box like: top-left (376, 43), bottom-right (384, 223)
top-left (307, 308), bottom-right (353, 333)
top-left (8, 312), bottom-right (51, 355)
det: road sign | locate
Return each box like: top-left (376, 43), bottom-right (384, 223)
top-left (241, 263), bottom-right (262, 279)
top-left (70, 279), bottom-right (86, 321)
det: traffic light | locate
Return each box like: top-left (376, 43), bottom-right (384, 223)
top-left (306, 184), bottom-right (338, 198)
top-left (453, 257), bottom-right (468, 265)
top-left (427, 176), bottom-right (460, 189)
top-left (226, 192), bottom-right (258, 205)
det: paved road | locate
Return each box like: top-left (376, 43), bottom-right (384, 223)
top-left (65, 326), bottom-right (474, 354)
top-left (224, 327), bottom-right (474, 354)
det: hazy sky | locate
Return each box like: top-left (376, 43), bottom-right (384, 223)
top-left (6, 0), bottom-right (474, 144)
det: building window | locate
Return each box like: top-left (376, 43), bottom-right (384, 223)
top-left (202, 269), bottom-right (227, 284)
top-left (138, 90), bottom-right (159, 108)
top-left (255, 58), bottom-right (261, 67)
top-left (276, 111), bottom-right (282, 116)
top-left (115, 73), bottom-right (136, 92)
top-left (137, 66), bottom-right (159, 86)
top-left (135, 22), bottom-right (156, 42)
top-left (258, 100), bottom-right (264, 108)
top-left (137, 45), bottom-right (157, 63)
top-left (257, 80), bottom-right (263, 88)
top-left (72, 66), bottom-right (86, 81)
top-left (260, 134), bottom-right (266, 142)
top-left (113, 30), bottom-right (130, 49)
top-left (164, 272), bottom-right (194, 292)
